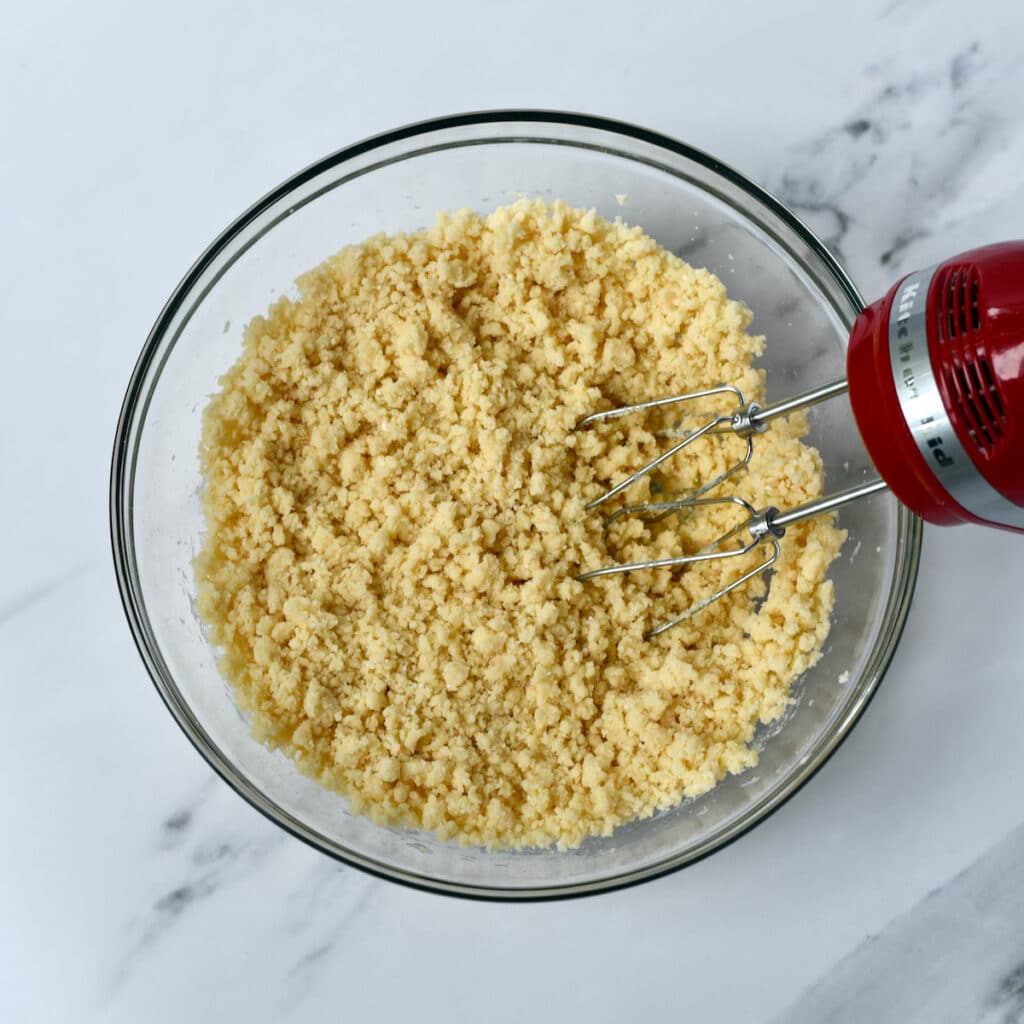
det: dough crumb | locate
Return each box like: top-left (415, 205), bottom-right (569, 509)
top-left (196, 199), bottom-right (844, 849)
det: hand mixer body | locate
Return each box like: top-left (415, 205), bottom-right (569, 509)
top-left (846, 242), bottom-right (1024, 534)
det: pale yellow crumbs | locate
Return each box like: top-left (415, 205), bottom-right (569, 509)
top-left (196, 199), bottom-right (843, 849)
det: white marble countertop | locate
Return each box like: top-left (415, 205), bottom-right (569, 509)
top-left (3, 1), bottom-right (1024, 1020)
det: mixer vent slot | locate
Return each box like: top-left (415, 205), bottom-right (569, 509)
top-left (979, 357), bottom-right (1005, 418)
top-left (935, 263), bottom-right (1006, 455)
top-left (936, 264), bottom-right (982, 341)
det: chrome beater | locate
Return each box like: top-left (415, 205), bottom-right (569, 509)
top-left (575, 378), bottom-right (886, 638)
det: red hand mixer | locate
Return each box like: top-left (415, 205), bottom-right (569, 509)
top-left (577, 242), bottom-right (1024, 637)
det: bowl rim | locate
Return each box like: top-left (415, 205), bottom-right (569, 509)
top-left (110, 109), bottom-right (922, 901)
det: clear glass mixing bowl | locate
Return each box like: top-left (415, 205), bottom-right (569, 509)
top-left (111, 112), bottom-right (921, 899)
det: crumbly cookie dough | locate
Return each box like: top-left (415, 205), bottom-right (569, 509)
top-left (196, 199), bottom-right (844, 849)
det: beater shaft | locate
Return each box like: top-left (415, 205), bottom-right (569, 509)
top-left (737, 377), bottom-right (849, 433)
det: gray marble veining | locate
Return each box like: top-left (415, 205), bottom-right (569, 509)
top-left (770, 38), bottom-right (1010, 292)
top-left (775, 821), bottom-right (1024, 1024)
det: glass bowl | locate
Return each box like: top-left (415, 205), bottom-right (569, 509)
top-left (111, 112), bottom-right (921, 899)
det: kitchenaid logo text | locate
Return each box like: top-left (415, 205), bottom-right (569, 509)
top-left (894, 275), bottom-right (954, 470)
top-left (894, 279), bottom-right (921, 398)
